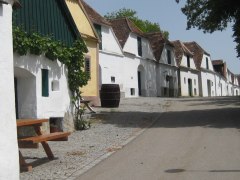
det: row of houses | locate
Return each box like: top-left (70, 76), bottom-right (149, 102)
top-left (0, 1), bottom-right (239, 178)
top-left (81, 1), bottom-right (240, 99)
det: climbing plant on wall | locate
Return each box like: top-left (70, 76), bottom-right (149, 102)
top-left (13, 26), bottom-right (90, 130)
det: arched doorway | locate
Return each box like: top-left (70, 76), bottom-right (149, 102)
top-left (14, 67), bottom-right (37, 118)
top-left (137, 65), bottom-right (145, 96)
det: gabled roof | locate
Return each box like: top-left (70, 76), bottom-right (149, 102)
top-left (183, 41), bottom-right (210, 70)
top-left (80, 0), bottom-right (111, 26)
top-left (212, 59), bottom-right (224, 65)
top-left (145, 32), bottom-right (173, 61)
top-left (212, 59), bottom-right (226, 77)
top-left (14, 0), bottom-right (80, 46)
top-left (109, 18), bottom-right (144, 48)
top-left (171, 40), bottom-right (193, 66)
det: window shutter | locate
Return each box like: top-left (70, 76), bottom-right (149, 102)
top-left (85, 57), bottom-right (91, 78)
top-left (187, 55), bottom-right (190, 67)
top-left (42, 69), bottom-right (49, 97)
top-left (167, 50), bottom-right (171, 64)
top-left (137, 37), bottom-right (142, 56)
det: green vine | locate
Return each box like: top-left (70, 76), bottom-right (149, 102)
top-left (13, 26), bottom-right (90, 130)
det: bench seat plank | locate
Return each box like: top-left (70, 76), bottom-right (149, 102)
top-left (18, 132), bottom-right (70, 143)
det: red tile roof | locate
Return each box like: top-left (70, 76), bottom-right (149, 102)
top-left (212, 59), bottom-right (224, 65)
top-left (109, 18), bottom-right (144, 48)
top-left (145, 32), bottom-right (172, 61)
top-left (171, 40), bottom-right (193, 67)
top-left (212, 60), bottom-right (225, 77)
top-left (183, 41), bottom-right (210, 70)
top-left (80, 0), bottom-right (111, 26)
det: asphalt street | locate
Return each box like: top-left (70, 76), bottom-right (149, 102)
top-left (77, 97), bottom-right (240, 180)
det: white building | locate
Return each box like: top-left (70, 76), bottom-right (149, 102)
top-left (81, 1), bottom-right (126, 96)
top-left (171, 40), bottom-right (199, 97)
top-left (12, 0), bottom-right (87, 132)
top-left (184, 42), bottom-right (216, 97)
top-left (0, 0), bottom-right (20, 179)
top-left (13, 54), bottom-right (74, 130)
top-left (146, 32), bottom-right (178, 97)
top-left (110, 18), bottom-right (157, 97)
top-left (212, 60), bottom-right (228, 96)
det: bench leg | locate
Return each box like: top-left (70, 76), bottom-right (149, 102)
top-left (41, 141), bottom-right (54, 160)
top-left (19, 151), bottom-right (32, 172)
top-left (34, 126), bottom-right (54, 160)
top-left (84, 102), bottom-right (96, 113)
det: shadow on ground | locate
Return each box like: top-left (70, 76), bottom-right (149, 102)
top-left (93, 107), bottom-right (240, 130)
top-left (174, 96), bottom-right (240, 107)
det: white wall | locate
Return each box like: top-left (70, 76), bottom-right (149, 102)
top-left (123, 55), bottom-right (139, 97)
top-left (101, 25), bottom-right (122, 55)
top-left (124, 33), bottom-right (155, 60)
top-left (180, 70), bottom-right (199, 96)
top-left (0, 1), bottom-right (19, 179)
top-left (201, 71), bottom-right (216, 97)
top-left (215, 75), bottom-right (228, 96)
top-left (201, 54), bottom-right (214, 71)
top-left (99, 52), bottom-right (124, 88)
top-left (179, 53), bottom-right (199, 96)
top-left (14, 53), bottom-right (72, 129)
top-left (157, 45), bottom-right (178, 97)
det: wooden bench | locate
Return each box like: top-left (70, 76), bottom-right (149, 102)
top-left (18, 132), bottom-right (71, 143)
top-left (17, 119), bottom-right (71, 171)
top-left (80, 98), bottom-right (96, 113)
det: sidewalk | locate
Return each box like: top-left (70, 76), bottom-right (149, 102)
top-left (20, 97), bottom-right (169, 180)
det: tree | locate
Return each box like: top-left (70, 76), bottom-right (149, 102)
top-left (104, 8), bottom-right (169, 39)
top-left (176, 0), bottom-right (240, 58)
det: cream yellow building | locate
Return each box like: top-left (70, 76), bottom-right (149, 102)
top-left (65, 0), bottom-right (99, 105)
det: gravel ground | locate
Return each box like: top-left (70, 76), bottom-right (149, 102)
top-left (20, 97), bottom-right (170, 180)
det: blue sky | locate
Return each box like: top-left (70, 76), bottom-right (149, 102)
top-left (85, 0), bottom-right (240, 74)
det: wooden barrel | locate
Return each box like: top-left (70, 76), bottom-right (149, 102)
top-left (100, 84), bottom-right (120, 107)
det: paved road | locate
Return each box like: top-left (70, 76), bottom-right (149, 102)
top-left (76, 97), bottom-right (240, 180)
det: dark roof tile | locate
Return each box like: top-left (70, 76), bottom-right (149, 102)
top-left (109, 18), bottom-right (144, 48)
top-left (171, 40), bottom-right (193, 67)
top-left (80, 0), bottom-right (111, 26)
top-left (145, 32), bottom-right (169, 61)
top-left (183, 41), bottom-right (210, 70)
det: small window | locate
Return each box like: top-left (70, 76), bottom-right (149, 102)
top-left (187, 55), bottom-right (190, 67)
top-left (184, 77), bottom-right (186, 84)
top-left (42, 69), bottom-right (49, 97)
top-left (111, 76), bottom-right (115, 83)
top-left (52, 80), bottom-right (59, 91)
top-left (194, 79), bottom-right (196, 85)
top-left (137, 36), bottom-right (142, 57)
top-left (85, 57), bottom-right (91, 78)
top-left (94, 24), bottom-right (102, 50)
top-left (130, 88), bottom-right (135, 96)
top-left (194, 88), bottom-right (197, 95)
top-left (206, 57), bottom-right (209, 69)
top-left (167, 50), bottom-right (171, 64)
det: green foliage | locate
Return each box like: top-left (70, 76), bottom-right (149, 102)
top-left (104, 8), bottom-right (169, 39)
top-left (74, 106), bottom-right (91, 130)
top-left (176, 0), bottom-right (240, 58)
top-left (13, 26), bottom-right (90, 130)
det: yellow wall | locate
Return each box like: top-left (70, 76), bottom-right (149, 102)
top-left (81, 39), bottom-right (99, 97)
top-left (65, 0), bottom-right (99, 101)
top-left (65, 0), bottom-right (96, 38)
